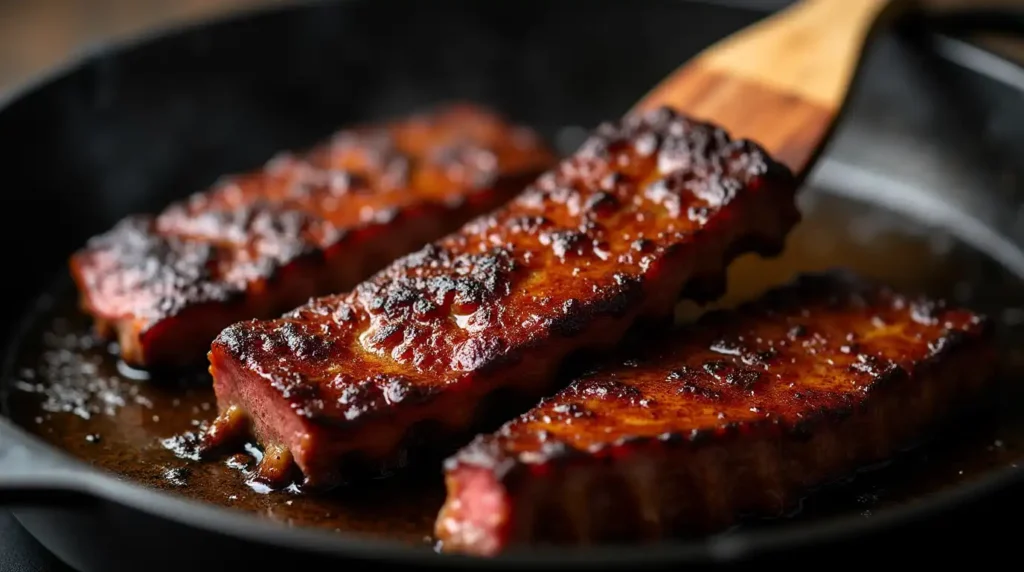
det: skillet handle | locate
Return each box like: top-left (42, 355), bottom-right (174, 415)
top-left (0, 427), bottom-right (93, 507)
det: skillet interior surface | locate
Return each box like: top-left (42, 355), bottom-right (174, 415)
top-left (3, 0), bottom-right (1024, 569)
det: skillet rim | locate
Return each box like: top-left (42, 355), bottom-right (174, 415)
top-left (1, 0), bottom-right (1024, 566)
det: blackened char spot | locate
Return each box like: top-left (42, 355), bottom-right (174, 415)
top-left (703, 360), bottom-right (729, 378)
top-left (356, 244), bottom-right (518, 323)
top-left (328, 379), bottom-right (387, 423)
top-left (367, 322), bottom-right (402, 346)
top-left (214, 322), bottom-right (258, 361)
top-left (742, 348), bottom-right (778, 366)
top-left (81, 216), bottom-right (239, 321)
top-left (589, 274), bottom-right (645, 318)
top-left (726, 368), bottom-right (761, 390)
top-left (575, 378), bottom-right (643, 401)
top-left (666, 366), bottom-right (722, 400)
top-left (678, 383), bottom-right (722, 400)
top-left (583, 191), bottom-right (620, 217)
top-left (276, 321), bottom-right (331, 360)
top-left (548, 274), bottom-right (645, 336)
top-left (541, 229), bottom-right (587, 260)
top-left (379, 376), bottom-right (431, 405)
top-left (451, 336), bottom-right (508, 372)
top-left (550, 299), bottom-right (585, 336)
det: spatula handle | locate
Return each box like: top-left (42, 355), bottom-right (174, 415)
top-left (634, 0), bottom-right (911, 176)
top-left (636, 0), bottom-right (910, 114)
top-left (697, 0), bottom-right (902, 110)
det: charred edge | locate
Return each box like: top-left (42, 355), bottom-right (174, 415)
top-left (924, 323), bottom-right (989, 363)
top-left (134, 190), bottom-right (495, 339)
top-left (210, 322), bottom-right (264, 365)
top-left (859, 362), bottom-right (910, 396)
top-left (82, 211), bottom-right (320, 325)
top-left (473, 340), bottom-right (985, 471)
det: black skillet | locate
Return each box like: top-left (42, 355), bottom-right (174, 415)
top-left (2, 0), bottom-right (1024, 570)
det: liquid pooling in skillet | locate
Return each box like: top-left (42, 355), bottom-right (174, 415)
top-left (6, 187), bottom-right (1024, 548)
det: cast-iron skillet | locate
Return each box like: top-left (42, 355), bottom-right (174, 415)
top-left (2, 0), bottom-right (1024, 570)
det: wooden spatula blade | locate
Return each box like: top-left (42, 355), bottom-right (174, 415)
top-left (634, 0), bottom-right (908, 177)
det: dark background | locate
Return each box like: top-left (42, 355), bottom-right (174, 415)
top-left (0, 0), bottom-right (1023, 97)
top-left (1, 0), bottom-right (1024, 570)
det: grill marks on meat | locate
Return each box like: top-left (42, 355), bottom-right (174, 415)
top-left (203, 106), bottom-right (801, 489)
top-left (69, 104), bottom-right (555, 367)
top-left (436, 272), bottom-right (995, 555)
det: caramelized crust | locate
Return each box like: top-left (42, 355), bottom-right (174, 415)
top-left (436, 272), bottom-right (996, 555)
top-left (69, 104), bottom-right (554, 367)
top-left (204, 106), bottom-right (801, 488)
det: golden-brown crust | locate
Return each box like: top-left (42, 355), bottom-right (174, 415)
top-left (436, 271), bottom-right (996, 554)
top-left (69, 104), bottom-right (555, 367)
top-left (205, 106), bottom-right (801, 487)
top-left (450, 271), bottom-right (991, 467)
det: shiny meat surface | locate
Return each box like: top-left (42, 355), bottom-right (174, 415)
top-left (204, 106), bottom-right (801, 488)
top-left (69, 103), bottom-right (555, 367)
top-left (436, 272), bottom-right (996, 555)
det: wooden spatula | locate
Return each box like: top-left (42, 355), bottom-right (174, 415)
top-left (634, 0), bottom-right (909, 178)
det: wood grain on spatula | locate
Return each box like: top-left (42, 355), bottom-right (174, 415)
top-left (635, 0), bottom-right (908, 177)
